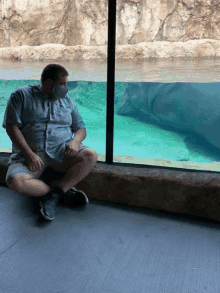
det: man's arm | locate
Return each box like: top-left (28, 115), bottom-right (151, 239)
top-left (71, 128), bottom-right (86, 144)
top-left (6, 123), bottom-right (34, 157)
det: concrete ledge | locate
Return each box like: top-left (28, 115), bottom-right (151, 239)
top-left (1, 153), bottom-right (220, 222)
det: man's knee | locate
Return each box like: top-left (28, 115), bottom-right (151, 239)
top-left (6, 174), bottom-right (33, 192)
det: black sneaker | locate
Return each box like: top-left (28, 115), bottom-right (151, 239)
top-left (39, 188), bottom-right (63, 221)
top-left (62, 187), bottom-right (89, 206)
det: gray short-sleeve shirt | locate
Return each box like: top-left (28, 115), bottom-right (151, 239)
top-left (2, 83), bottom-right (86, 165)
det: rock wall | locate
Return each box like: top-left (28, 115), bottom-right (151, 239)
top-left (0, 0), bottom-right (220, 60)
top-left (0, 40), bottom-right (220, 61)
top-left (1, 0), bottom-right (220, 47)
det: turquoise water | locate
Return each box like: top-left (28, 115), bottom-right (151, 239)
top-left (1, 58), bottom-right (220, 167)
top-left (1, 79), bottom-right (220, 165)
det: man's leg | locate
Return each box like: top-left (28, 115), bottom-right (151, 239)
top-left (6, 174), bottom-right (53, 197)
top-left (6, 157), bottom-right (52, 197)
top-left (48, 150), bottom-right (98, 193)
top-left (6, 150), bottom-right (97, 197)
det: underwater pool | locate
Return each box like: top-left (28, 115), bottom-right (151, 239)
top-left (1, 58), bottom-right (220, 172)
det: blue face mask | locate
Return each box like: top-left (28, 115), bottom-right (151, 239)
top-left (52, 84), bottom-right (68, 99)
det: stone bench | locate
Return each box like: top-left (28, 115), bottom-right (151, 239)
top-left (0, 152), bottom-right (220, 222)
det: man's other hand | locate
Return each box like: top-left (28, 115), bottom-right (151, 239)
top-left (64, 140), bottom-right (80, 157)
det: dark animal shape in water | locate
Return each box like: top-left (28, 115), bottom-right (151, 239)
top-left (117, 82), bottom-right (220, 150)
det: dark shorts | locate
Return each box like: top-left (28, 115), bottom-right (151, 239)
top-left (5, 143), bottom-right (89, 182)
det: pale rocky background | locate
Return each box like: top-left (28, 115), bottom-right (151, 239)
top-left (0, 0), bottom-right (220, 61)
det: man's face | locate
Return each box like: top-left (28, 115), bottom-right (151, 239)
top-left (47, 75), bottom-right (68, 98)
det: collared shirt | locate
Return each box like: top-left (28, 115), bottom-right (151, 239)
top-left (2, 83), bottom-right (86, 165)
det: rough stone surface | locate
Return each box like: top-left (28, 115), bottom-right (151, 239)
top-left (0, 0), bottom-right (220, 60)
top-left (1, 0), bottom-right (220, 46)
top-left (0, 40), bottom-right (220, 61)
top-left (1, 154), bottom-right (220, 223)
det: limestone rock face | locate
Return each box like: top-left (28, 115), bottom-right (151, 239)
top-left (0, 0), bottom-right (108, 48)
top-left (0, 0), bottom-right (220, 49)
top-left (0, 39), bottom-right (220, 61)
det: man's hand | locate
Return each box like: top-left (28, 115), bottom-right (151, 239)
top-left (24, 152), bottom-right (44, 172)
top-left (64, 140), bottom-right (80, 157)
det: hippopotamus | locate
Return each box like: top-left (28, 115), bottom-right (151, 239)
top-left (116, 82), bottom-right (220, 150)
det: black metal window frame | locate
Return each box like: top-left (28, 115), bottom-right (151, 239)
top-left (105, 0), bottom-right (215, 174)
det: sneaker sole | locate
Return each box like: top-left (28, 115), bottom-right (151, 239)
top-left (78, 190), bottom-right (89, 205)
top-left (65, 189), bottom-right (89, 206)
top-left (39, 201), bottom-right (55, 221)
top-left (72, 188), bottom-right (89, 204)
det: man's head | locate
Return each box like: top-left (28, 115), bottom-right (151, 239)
top-left (40, 64), bottom-right (69, 98)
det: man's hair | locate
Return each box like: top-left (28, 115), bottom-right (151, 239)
top-left (41, 64), bottom-right (69, 83)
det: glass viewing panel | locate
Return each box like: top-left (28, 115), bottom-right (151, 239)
top-left (1, 2), bottom-right (220, 173)
top-left (112, 0), bottom-right (220, 173)
top-left (0, 60), bottom-right (108, 161)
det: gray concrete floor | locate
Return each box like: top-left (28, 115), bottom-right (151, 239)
top-left (0, 184), bottom-right (220, 293)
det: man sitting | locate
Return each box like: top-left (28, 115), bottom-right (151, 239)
top-left (3, 64), bottom-right (98, 221)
